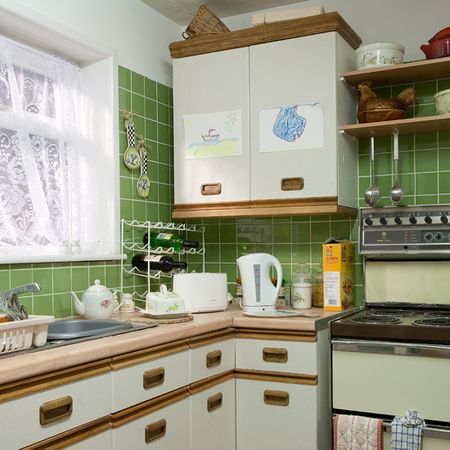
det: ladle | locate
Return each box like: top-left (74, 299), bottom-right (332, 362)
top-left (364, 135), bottom-right (380, 207)
top-left (390, 129), bottom-right (404, 204)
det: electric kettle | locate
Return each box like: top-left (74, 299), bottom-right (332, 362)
top-left (236, 253), bottom-right (282, 313)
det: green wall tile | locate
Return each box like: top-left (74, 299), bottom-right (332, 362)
top-left (118, 66), bottom-right (131, 90)
top-left (416, 173), bottom-right (437, 195)
top-left (131, 72), bottom-right (145, 95)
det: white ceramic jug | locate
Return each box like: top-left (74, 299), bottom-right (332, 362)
top-left (236, 253), bottom-right (282, 313)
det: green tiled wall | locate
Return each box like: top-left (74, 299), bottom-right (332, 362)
top-left (0, 66), bottom-right (174, 317)
top-left (3, 70), bottom-right (450, 315)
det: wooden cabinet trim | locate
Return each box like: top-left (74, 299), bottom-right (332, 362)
top-left (173, 197), bottom-right (357, 219)
top-left (170, 11), bottom-right (361, 58)
top-left (22, 416), bottom-right (111, 450)
top-left (0, 360), bottom-right (110, 403)
top-left (235, 329), bottom-right (316, 342)
top-left (112, 387), bottom-right (189, 428)
top-left (189, 371), bottom-right (235, 395)
top-left (110, 342), bottom-right (189, 370)
top-left (235, 369), bottom-right (318, 385)
top-left (189, 329), bottom-right (234, 348)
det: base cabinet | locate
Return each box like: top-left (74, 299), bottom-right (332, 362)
top-left (236, 379), bottom-right (317, 450)
top-left (65, 430), bottom-right (112, 450)
top-left (191, 379), bottom-right (236, 450)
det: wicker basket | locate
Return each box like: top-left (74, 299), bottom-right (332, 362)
top-left (182, 5), bottom-right (230, 40)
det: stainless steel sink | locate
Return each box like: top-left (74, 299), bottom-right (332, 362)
top-left (47, 319), bottom-right (134, 340)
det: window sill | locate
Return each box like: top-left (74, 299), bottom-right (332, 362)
top-left (2, 254), bottom-right (127, 265)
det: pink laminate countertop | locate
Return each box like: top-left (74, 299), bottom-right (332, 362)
top-left (0, 305), bottom-right (347, 385)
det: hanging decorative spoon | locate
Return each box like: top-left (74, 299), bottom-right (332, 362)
top-left (136, 135), bottom-right (150, 198)
top-left (123, 111), bottom-right (141, 170)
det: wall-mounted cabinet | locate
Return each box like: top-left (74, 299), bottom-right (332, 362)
top-left (339, 55), bottom-right (450, 138)
top-left (171, 13), bottom-right (361, 219)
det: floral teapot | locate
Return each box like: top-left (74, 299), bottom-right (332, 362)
top-left (71, 280), bottom-right (116, 320)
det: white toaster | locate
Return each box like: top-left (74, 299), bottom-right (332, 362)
top-left (172, 273), bottom-right (228, 313)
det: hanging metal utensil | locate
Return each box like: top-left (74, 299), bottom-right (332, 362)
top-left (123, 111), bottom-right (141, 170)
top-left (390, 128), bottom-right (404, 204)
top-left (136, 135), bottom-right (150, 198)
top-left (364, 135), bottom-right (381, 207)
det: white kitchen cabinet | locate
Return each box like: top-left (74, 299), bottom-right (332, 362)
top-left (112, 394), bottom-right (190, 450)
top-left (171, 14), bottom-right (360, 218)
top-left (236, 378), bottom-right (317, 450)
top-left (190, 378), bottom-right (236, 450)
top-left (64, 429), bottom-right (112, 449)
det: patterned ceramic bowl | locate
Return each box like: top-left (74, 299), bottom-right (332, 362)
top-left (434, 88), bottom-right (450, 114)
top-left (355, 42), bottom-right (405, 70)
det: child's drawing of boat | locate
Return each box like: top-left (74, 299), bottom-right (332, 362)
top-left (202, 128), bottom-right (220, 142)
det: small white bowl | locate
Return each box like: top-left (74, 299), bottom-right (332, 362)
top-left (434, 88), bottom-right (450, 114)
top-left (355, 42), bottom-right (405, 70)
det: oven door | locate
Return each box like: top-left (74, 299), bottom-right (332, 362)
top-left (384, 424), bottom-right (450, 450)
top-left (332, 339), bottom-right (450, 423)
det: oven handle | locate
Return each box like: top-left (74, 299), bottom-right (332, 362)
top-left (332, 339), bottom-right (450, 358)
top-left (384, 421), bottom-right (450, 440)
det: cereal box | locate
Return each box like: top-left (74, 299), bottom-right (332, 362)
top-left (322, 240), bottom-right (354, 311)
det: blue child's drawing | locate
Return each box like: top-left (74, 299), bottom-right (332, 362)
top-left (272, 106), bottom-right (306, 142)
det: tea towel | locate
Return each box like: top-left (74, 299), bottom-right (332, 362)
top-left (334, 414), bottom-right (384, 449)
top-left (391, 410), bottom-right (425, 450)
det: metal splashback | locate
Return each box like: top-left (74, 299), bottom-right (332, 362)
top-left (360, 205), bottom-right (450, 256)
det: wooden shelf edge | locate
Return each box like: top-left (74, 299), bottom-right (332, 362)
top-left (170, 11), bottom-right (361, 59)
top-left (339, 56), bottom-right (450, 87)
top-left (340, 114), bottom-right (450, 138)
top-left (172, 200), bottom-right (357, 219)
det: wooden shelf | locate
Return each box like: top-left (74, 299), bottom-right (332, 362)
top-left (340, 114), bottom-right (450, 138)
top-left (339, 56), bottom-right (450, 87)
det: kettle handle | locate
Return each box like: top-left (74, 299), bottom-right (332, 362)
top-left (270, 256), bottom-right (283, 295)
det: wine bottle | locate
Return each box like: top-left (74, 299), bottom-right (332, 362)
top-left (144, 231), bottom-right (199, 251)
top-left (132, 254), bottom-right (187, 273)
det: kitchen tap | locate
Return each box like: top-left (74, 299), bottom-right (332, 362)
top-left (0, 283), bottom-right (41, 320)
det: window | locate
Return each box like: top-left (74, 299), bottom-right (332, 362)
top-left (0, 34), bottom-right (119, 263)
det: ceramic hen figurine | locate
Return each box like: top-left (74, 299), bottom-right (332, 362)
top-left (357, 80), bottom-right (416, 123)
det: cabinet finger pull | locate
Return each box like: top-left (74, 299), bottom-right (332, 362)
top-left (207, 392), bottom-right (223, 412)
top-left (201, 183), bottom-right (222, 196)
top-left (262, 347), bottom-right (288, 363)
top-left (264, 390), bottom-right (289, 406)
top-left (281, 177), bottom-right (304, 191)
top-left (39, 396), bottom-right (73, 425)
top-left (143, 367), bottom-right (165, 389)
top-left (145, 419), bottom-right (167, 443)
top-left (206, 349), bottom-right (222, 368)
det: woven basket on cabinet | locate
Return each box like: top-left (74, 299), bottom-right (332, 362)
top-left (182, 5), bottom-right (230, 40)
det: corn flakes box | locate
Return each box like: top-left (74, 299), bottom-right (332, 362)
top-left (322, 240), bottom-right (354, 311)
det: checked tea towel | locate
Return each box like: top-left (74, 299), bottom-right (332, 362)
top-left (391, 410), bottom-right (425, 450)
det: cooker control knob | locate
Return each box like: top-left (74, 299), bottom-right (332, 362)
top-left (425, 215), bottom-right (433, 224)
top-left (365, 217), bottom-right (373, 226)
top-left (441, 215), bottom-right (448, 224)
top-left (379, 217), bottom-right (387, 225)
top-left (409, 216), bottom-right (417, 225)
top-left (394, 216), bottom-right (402, 225)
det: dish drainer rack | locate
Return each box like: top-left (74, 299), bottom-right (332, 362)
top-left (120, 219), bottom-right (205, 302)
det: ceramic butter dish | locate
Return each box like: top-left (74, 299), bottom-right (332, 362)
top-left (145, 284), bottom-right (185, 315)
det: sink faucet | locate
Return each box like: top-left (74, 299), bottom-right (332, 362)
top-left (0, 283), bottom-right (41, 320)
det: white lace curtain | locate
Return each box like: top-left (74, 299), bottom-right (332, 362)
top-left (0, 36), bottom-right (85, 257)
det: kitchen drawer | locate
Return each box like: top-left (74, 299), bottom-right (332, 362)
top-left (112, 395), bottom-right (190, 450)
top-left (190, 338), bottom-right (235, 382)
top-left (236, 378), bottom-right (317, 450)
top-left (191, 378), bottom-right (236, 450)
top-left (0, 372), bottom-right (110, 450)
top-left (236, 337), bottom-right (317, 375)
top-left (64, 429), bottom-right (112, 449)
top-left (110, 346), bottom-right (190, 412)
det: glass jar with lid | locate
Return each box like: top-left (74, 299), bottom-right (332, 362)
top-left (291, 264), bottom-right (312, 309)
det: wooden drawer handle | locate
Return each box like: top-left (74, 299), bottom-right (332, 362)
top-left (281, 177), bottom-right (304, 191)
top-left (145, 419), bottom-right (166, 443)
top-left (201, 183), bottom-right (222, 196)
top-left (264, 390), bottom-right (289, 406)
top-left (262, 347), bottom-right (288, 363)
top-left (207, 392), bottom-right (223, 412)
top-left (143, 367), bottom-right (165, 390)
top-left (206, 349), bottom-right (222, 368)
top-left (39, 396), bottom-right (73, 425)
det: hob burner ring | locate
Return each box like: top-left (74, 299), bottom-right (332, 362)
top-left (352, 315), bottom-right (402, 324)
top-left (368, 309), bottom-right (415, 316)
top-left (413, 318), bottom-right (450, 327)
top-left (424, 312), bottom-right (450, 319)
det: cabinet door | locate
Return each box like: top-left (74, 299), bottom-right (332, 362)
top-left (250, 32), bottom-right (339, 201)
top-left (236, 379), bottom-right (317, 450)
top-left (65, 429), bottom-right (112, 449)
top-left (173, 48), bottom-right (250, 205)
top-left (191, 379), bottom-right (236, 450)
top-left (112, 397), bottom-right (190, 450)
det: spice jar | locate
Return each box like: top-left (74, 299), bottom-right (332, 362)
top-left (312, 266), bottom-right (324, 307)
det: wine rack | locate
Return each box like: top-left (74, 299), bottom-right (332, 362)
top-left (120, 219), bottom-right (206, 301)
